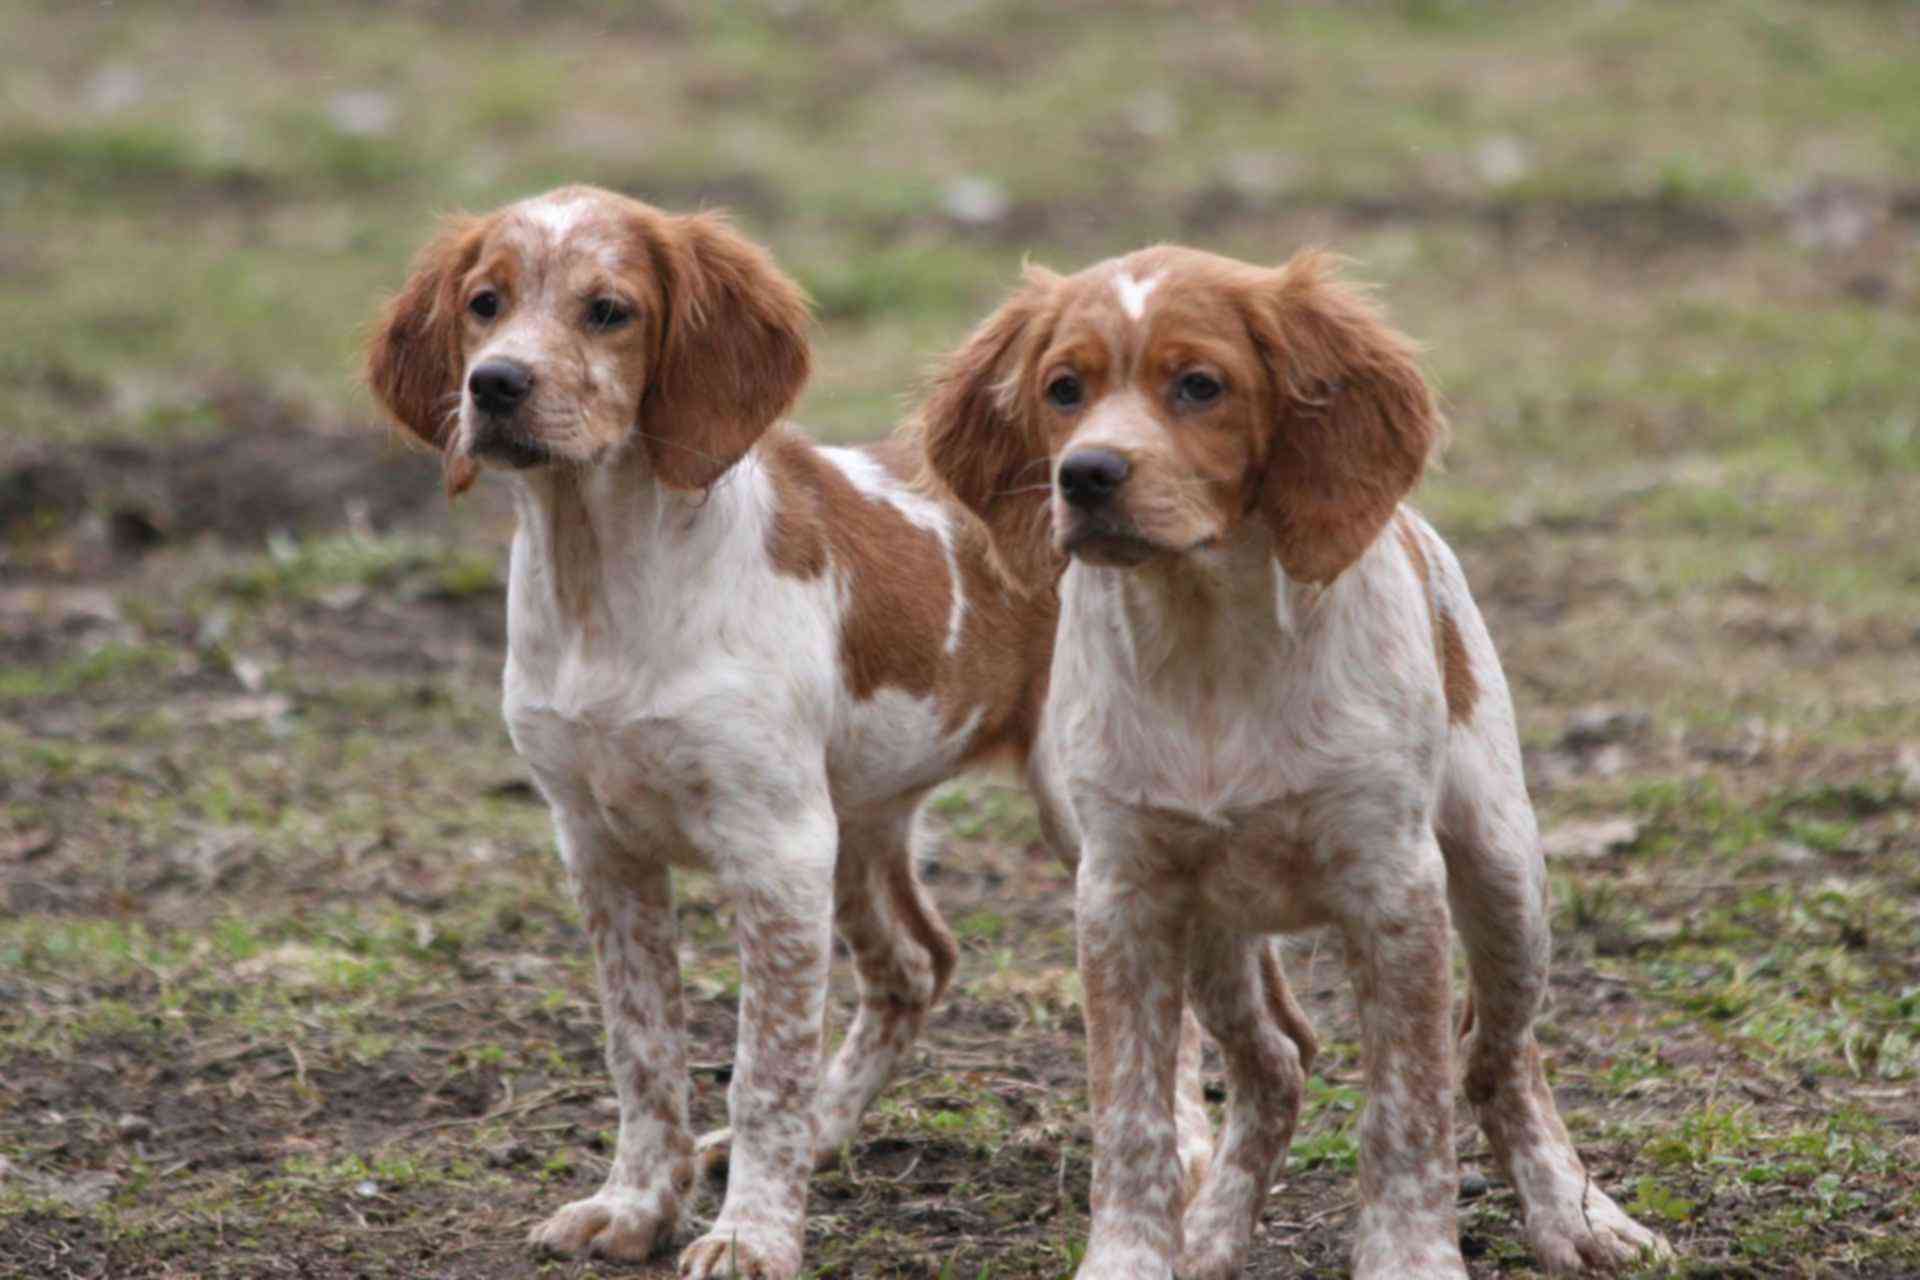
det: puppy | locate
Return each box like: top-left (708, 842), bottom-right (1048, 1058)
top-left (366, 185), bottom-right (1071, 1279)
top-left (918, 246), bottom-right (1670, 1279)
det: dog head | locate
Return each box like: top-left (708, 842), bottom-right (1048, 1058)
top-left (366, 185), bottom-right (811, 495)
top-left (920, 246), bottom-right (1440, 584)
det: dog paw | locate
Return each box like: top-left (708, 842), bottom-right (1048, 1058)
top-left (1352, 1232), bottom-right (1469, 1280)
top-left (1175, 1235), bottom-right (1247, 1280)
top-left (528, 1187), bottom-right (672, 1261)
top-left (1354, 1258), bottom-right (1468, 1280)
top-left (1528, 1186), bottom-right (1673, 1274)
top-left (1174, 1173), bottom-right (1257, 1279)
top-left (1074, 1240), bottom-right (1175, 1280)
top-left (679, 1221), bottom-right (802, 1280)
top-left (698, 1121), bottom-right (856, 1177)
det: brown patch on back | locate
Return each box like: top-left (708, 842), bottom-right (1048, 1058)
top-left (760, 430), bottom-right (956, 703)
top-left (945, 504), bottom-right (1057, 763)
top-left (1399, 513), bottom-right (1475, 725)
top-left (762, 434), bottom-right (830, 580)
top-left (1436, 607), bottom-right (1478, 725)
top-left (762, 429), bottom-right (1055, 761)
top-left (879, 430), bottom-right (1057, 761)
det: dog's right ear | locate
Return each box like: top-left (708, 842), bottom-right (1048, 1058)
top-left (366, 215), bottom-right (487, 492)
top-left (915, 267), bottom-right (1061, 585)
top-left (638, 211), bottom-right (813, 491)
top-left (1242, 251), bottom-right (1441, 584)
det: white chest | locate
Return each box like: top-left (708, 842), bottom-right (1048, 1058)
top-left (1043, 543), bottom-right (1444, 826)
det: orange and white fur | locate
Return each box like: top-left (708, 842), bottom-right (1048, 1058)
top-left (919, 246), bottom-right (1670, 1279)
top-left (365, 185), bottom-right (1076, 1278)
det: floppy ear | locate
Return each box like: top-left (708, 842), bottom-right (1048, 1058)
top-left (639, 212), bottom-right (812, 490)
top-left (1245, 250), bottom-right (1442, 584)
top-left (915, 268), bottom-right (1061, 586)
top-left (366, 216), bottom-right (487, 493)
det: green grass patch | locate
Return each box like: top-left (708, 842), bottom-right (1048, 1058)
top-left (219, 533), bottom-right (499, 603)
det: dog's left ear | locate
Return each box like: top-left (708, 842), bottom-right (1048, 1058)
top-left (1243, 251), bottom-right (1442, 584)
top-left (640, 212), bottom-right (812, 490)
top-left (366, 215), bottom-right (489, 495)
top-left (913, 267), bottom-right (1063, 586)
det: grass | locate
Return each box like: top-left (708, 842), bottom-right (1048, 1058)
top-left (4, 1), bottom-right (1920, 1276)
top-left (217, 531), bottom-right (500, 604)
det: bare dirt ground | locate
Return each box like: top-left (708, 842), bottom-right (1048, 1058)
top-left (5, 409), bottom-right (1917, 1278)
top-left (6, 3), bottom-right (1920, 1277)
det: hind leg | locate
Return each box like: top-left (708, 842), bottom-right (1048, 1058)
top-left (699, 802), bottom-right (957, 1176)
top-left (813, 803), bottom-right (959, 1157)
top-left (1440, 733), bottom-right (1669, 1273)
top-left (1175, 934), bottom-right (1315, 1280)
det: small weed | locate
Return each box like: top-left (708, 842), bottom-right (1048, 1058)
top-left (1625, 1175), bottom-right (1697, 1226)
top-left (0, 643), bottom-right (171, 700)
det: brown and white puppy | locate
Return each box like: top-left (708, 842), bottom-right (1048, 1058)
top-left (367, 184), bottom-right (1069, 1279)
top-left (919, 245), bottom-right (1670, 1280)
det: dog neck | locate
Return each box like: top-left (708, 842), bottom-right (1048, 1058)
top-left (505, 441), bottom-right (757, 644)
top-left (1060, 522), bottom-right (1328, 685)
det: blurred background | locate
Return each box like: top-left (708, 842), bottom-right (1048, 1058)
top-left (3, 3), bottom-right (1918, 1277)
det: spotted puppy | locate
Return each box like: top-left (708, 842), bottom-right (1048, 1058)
top-left (919, 246), bottom-right (1671, 1279)
top-left (365, 184), bottom-right (1075, 1279)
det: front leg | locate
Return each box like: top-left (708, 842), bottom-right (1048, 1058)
top-left (1031, 749), bottom-right (1217, 1210)
top-left (679, 806), bottom-right (836, 1280)
top-left (1076, 853), bottom-right (1191, 1280)
top-left (1342, 846), bottom-right (1468, 1280)
top-left (529, 811), bottom-right (693, 1261)
top-left (1177, 934), bottom-right (1313, 1280)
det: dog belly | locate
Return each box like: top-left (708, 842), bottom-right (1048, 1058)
top-left (507, 705), bottom-right (711, 868)
top-left (827, 688), bottom-right (981, 810)
top-left (1188, 831), bottom-right (1331, 935)
top-left (1081, 798), bottom-right (1335, 936)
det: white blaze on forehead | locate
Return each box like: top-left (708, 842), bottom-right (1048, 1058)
top-left (1112, 270), bottom-right (1164, 322)
top-left (519, 194), bottom-right (596, 243)
top-left (512, 193), bottom-right (627, 285)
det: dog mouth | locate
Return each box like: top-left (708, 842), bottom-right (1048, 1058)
top-left (1060, 520), bottom-right (1164, 568)
top-left (468, 418), bottom-right (552, 469)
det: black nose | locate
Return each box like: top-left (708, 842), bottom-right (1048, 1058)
top-left (1057, 449), bottom-right (1131, 508)
top-left (468, 360), bottom-right (533, 414)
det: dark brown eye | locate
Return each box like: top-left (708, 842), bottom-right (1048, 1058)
top-left (1045, 373), bottom-right (1083, 409)
top-left (587, 298), bottom-right (631, 330)
top-left (469, 290), bottom-right (500, 320)
top-left (1176, 372), bottom-right (1222, 405)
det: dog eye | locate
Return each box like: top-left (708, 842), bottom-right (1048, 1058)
top-left (587, 298), bottom-right (632, 330)
top-left (1045, 374), bottom-right (1083, 409)
top-left (1176, 372), bottom-right (1223, 405)
top-left (469, 290), bottom-right (500, 320)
